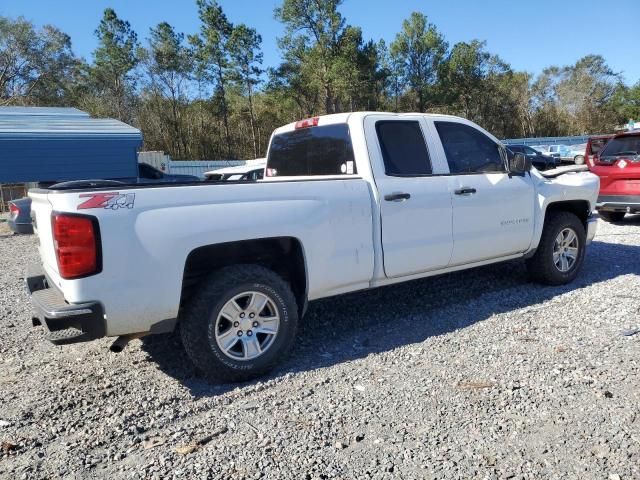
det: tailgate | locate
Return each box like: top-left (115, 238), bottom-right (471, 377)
top-left (28, 190), bottom-right (59, 278)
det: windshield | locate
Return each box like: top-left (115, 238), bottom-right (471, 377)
top-left (523, 146), bottom-right (538, 155)
top-left (600, 135), bottom-right (640, 159)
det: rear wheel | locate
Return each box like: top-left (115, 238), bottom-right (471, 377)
top-left (599, 211), bottom-right (625, 223)
top-left (574, 155), bottom-right (585, 165)
top-left (526, 211), bottom-right (586, 285)
top-left (180, 265), bottom-right (298, 382)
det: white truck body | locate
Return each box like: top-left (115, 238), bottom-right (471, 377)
top-left (27, 112), bottom-right (599, 378)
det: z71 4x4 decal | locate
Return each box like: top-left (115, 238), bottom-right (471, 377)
top-left (77, 192), bottom-right (135, 210)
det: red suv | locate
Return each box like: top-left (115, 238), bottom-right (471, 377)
top-left (588, 131), bottom-right (640, 222)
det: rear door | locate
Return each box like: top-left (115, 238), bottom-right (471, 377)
top-left (431, 120), bottom-right (535, 266)
top-left (364, 115), bottom-right (453, 278)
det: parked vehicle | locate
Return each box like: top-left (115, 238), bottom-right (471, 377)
top-left (27, 112), bottom-right (599, 382)
top-left (204, 160), bottom-right (266, 181)
top-left (529, 145), bottom-right (547, 154)
top-left (6, 163), bottom-right (199, 234)
top-left (588, 130), bottom-right (640, 222)
top-left (585, 135), bottom-right (614, 167)
top-left (7, 198), bottom-right (33, 234)
top-left (567, 144), bottom-right (587, 165)
top-left (543, 144), bottom-right (587, 165)
top-left (137, 162), bottom-right (201, 183)
top-left (545, 145), bottom-right (565, 159)
top-left (506, 144), bottom-right (559, 170)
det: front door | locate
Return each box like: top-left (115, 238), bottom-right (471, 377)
top-left (433, 120), bottom-right (535, 266)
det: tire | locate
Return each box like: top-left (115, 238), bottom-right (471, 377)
top-left (180, 265), bottom-right (298, 382)
top-left (526, 211), bottom-right (586, 285)
top-left (574, 155), bottom-right (585, 165)
top-left (599, 211), bottom-right (625, 223)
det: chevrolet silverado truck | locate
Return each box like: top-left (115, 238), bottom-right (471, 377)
top-left (27, 113), bottom-right (599, 382)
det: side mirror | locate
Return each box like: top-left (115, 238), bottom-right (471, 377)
top-left (509, 152), bottom-right (532, 175)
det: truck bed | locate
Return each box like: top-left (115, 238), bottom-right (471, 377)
top-left (30, 176), bottom-right (376, 336)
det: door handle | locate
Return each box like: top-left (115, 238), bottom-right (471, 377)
top-left (454, 187), bottom-right (477, 195)
top-left (384, 192), bottom-right (411, 202)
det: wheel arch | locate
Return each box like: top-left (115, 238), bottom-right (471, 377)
top-left (544, 200), bottom-right (591, 229)
top-left (179, 237), bottom-right (308, 319)
top-left (528, 199), bottom-right (592, 255)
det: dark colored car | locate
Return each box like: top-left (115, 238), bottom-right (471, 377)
top-left (136, 162), bottom-right (201, 183)
top-left (8, 198), bottom-right (33, 234)
top-left (506, 144), bottom-right (559, 170)
top-left (6, 163), bottom-right (199, 234)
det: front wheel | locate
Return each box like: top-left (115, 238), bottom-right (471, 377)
top-left (180, 265), bottom-right (298, 382)
top-left (599, 211), bottom-right (625, 223)
top-left (526, 211), bottom-right (586, 285)
top-left (574, 155), bottom-right (585, 165)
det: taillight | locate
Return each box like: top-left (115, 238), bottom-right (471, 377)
top-left (52, 213), bottom-right (100, 279)
top-left (9, 203), bottom-right (19, 218)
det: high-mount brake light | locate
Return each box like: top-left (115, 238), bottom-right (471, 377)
top-left (295, 117), bottom-right (319, 129)
top-left (52, 213), bottom-right (100, 279)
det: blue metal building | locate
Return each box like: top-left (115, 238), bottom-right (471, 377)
top-left (0, 107), bottom-right (142, 183)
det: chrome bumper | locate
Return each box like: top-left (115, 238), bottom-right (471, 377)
top-left (596, 195), bottom-right (640, 212)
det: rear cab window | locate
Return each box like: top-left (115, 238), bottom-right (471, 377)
top-left (266, 124), bottom-right (356, 177)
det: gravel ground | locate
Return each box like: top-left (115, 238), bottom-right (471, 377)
top-left (0, 217), bottom-right (639, 479)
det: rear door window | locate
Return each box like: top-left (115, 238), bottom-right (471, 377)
top-left (376, 121), bottom-right (432, 176)
top-left (267, 124), bottom-right (356, 176)
top-left (435, 122), bottom-right (505, 174)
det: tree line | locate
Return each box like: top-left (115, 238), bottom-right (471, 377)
top-left (1, 0), bottom-right (639, 160)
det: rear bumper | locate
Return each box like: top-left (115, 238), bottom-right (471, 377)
top-left (596, 195), bottom-right (640, 213)
top-left (8, 218), bottom-right (34, 235)
top-left (26, 265), bottom-right (105, 345)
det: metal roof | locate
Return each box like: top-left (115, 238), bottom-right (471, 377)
top-left (0, 106), bottom-right (89, 117)
top-left (0, 107), bottom-right (141, 139)
top-left (0, 107), bottom-right (141, 183)
top-left (503, 135), bottom-right (595, 147)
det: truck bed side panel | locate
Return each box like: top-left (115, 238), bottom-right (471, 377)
top-left (39, 179), bottom-right (374, 336)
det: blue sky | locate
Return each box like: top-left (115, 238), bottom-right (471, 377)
top-left (2, 0), bottom-right (639, 84)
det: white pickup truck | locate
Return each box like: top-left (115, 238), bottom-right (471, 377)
top-left (27, 112), bottom-right (599, 382)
